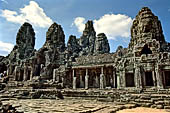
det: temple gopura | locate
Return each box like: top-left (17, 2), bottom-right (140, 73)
top-left (1, 7), bottom-right (170, 91)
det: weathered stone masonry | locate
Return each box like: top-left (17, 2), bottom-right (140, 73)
top-left (1, 7), bottom-right (170, 91)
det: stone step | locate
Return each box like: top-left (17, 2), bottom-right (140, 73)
top-left (151, 98), bottom-right (164, 102)
top-left (150, 94), bottom-right (170, 98)
top-left (135, 99), bottom-right (153, 103)
top-left (137, 103), bottom-right (153, 107)
top-left (156, 104), bottom-right (164, 109)
top-left (164, 106), bottom-right (170, 109)
top-left (140, 95), bottom-right (151, 100)
top-left (164, 101), bottom-right (170, 106)
top-left (154, 101), bottom-right (166, 105)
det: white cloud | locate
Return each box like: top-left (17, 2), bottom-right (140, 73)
top-left (0, 41), bottom-right (14, 56)
top-left (1, 0), bottom-right (8, 4)
top-left (73, 14), bottom-right (133, 40)
top-left (0, 1), bottom-right (53, 28)
top-left (73, 17), bottom-right (85, 33)
top-left (168, 9), bottom-right (170, 12)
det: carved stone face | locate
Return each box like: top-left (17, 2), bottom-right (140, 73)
top-left (141, 18), bottom-right (152, 33)
top-left (129, 7), bottom-right (166, 52)
top-left (138, 10), bottom-right (154, 33)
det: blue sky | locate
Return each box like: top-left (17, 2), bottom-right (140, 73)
top-left (0, 0), bottom-right (170, 56)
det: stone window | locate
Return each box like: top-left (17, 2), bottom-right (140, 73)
top-left (141, 44), bottom-right (152, 55)
top-left (125, 73), bottom-right (135, 87)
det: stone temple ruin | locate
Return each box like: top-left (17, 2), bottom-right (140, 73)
top-left (1, 7), bottom-right (170, 110)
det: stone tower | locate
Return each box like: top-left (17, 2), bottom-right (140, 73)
top-left (128, 7), bottom-right (169, 56)
top-left (94, 33), bottom-right (110, 54)
top-left (37, 22), bottom-right (66, 79)
top-left (8, 22), bottom-right (35, 63)
top-left (78, 20), bottom-right (110, 55)
top-left (67, 35), bottom-right (81, 58)
top-left (78, 20), bottom-right (96, 55)
top-left (43, 22), bottom-right (65, 52)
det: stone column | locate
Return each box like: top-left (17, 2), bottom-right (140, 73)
top-left (139, 67), bottom-right (143, 88)
top-left (79, 70), bottom-right (84, 88)
top-left (23, 65), bottom-right (28, 81)
top-left (162, 71), bottom-right (166, 88)
top-left (95, 75), bottom-right (99, 88)
top-left (8, 65), bottom-right (12, 75)
top-left (14, 67), bottom-right (18, 81)
top-left (61, 74), bottom-right (65, 88)
top-left (155, 64), bottom-right (164, 89)
top-left (85, 69), bottom-right (89, 89)
top-left (135, 67), bottom-right (139, 88)
top-left (53, 69), bottom-right (56, 82)
top-left (40, 64), bottom-right (44, 77)
top-left (143, 71), bottom-right (146, 87)
top-left (6, 65), bottom-right (9, 76)
top-left (73, 69), bottom-right (76, 89)
top-left (117, 74), bottom-right (120, 89)
top-left (30, 68), bottom-right (33, 81)
top-left (121, 70), bottom-right (126, 88)
top-left (152, 70), bottom-right (156, 87)
top-left (112, 70), bottom-right (116, 88)
top-left (100, 67), bottom-right (105, 89)
top-left (135, 66), bottom-right (143, 88)
top-left (56, 75), bottom-right (60, 83)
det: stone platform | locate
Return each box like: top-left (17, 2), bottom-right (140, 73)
top-left (1, 99), bottom-right (138, 113)
top-left (1, 88), bottom-right (170, 112)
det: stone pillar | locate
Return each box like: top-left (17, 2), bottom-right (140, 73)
top-left (117, 74), bottom-right (120, 88)
top-left (139, 67), bottom-right (143, 88)
top-left (14, 67), bottom-right (18, 81)
top-left (30, 68), bottom-right (33, 81)
top-left (56, 75), bottom-right (60, 82)
top-left (53, 69), bottom-right (56, 82)
top-left (155, 64), bottom-right (164, 89)
top-left (8, 65), bottom-right (12, 75)
top-left (120, 70), bottom-right (126, 88)
top-left (95, 75), bottom-right (99, 88)
top-left (40, 64), bottom-right (44, 69)
top-left (112, 70), bottom-right (116, 88)
top-left (135, 67), bottom-right (139, 88)
top-left (61, 74), bottom-right (65, 88)
top-left (85, 69), bottom-right (89, 89)
top-left (135, 66), bottom-right (142, 88)
top-left (79, 70), bottom-right (84, 88)
top-left (8, 65), bottom-right (14, 75)
top-left (100, 67), bottom-right (105, 89)
top-left (143, 71), bottom-right (146, 87)
top-left (73, 69), bottom-right (76, 89)
top-left (40, 64), bottom-right (44, 77)
top-left (119, 71), bottom-right (123, 88)
top-left (123, 70), bottom-right (126, 88)
top-left (23, 65), bottom-right (28, 81)
top-left (162, 71), bottom-right (166, 87)
top-left (6, 65), bottom-right (9, 76)
top-left (152, 70), bottom-right (156, 87)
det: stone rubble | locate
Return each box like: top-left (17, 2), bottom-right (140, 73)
top-left (0, 100), bottom-right (23, 113)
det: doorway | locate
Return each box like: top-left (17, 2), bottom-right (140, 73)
top-left (145, 72), bottom-right (154, 86)
top-left (165, 71), bottom-right (170, 86)
top-left (125, 73), bottom-right (135, 87)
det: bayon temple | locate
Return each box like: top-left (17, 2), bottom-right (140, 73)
top-left (1, 7), bottom-right (170, 90)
